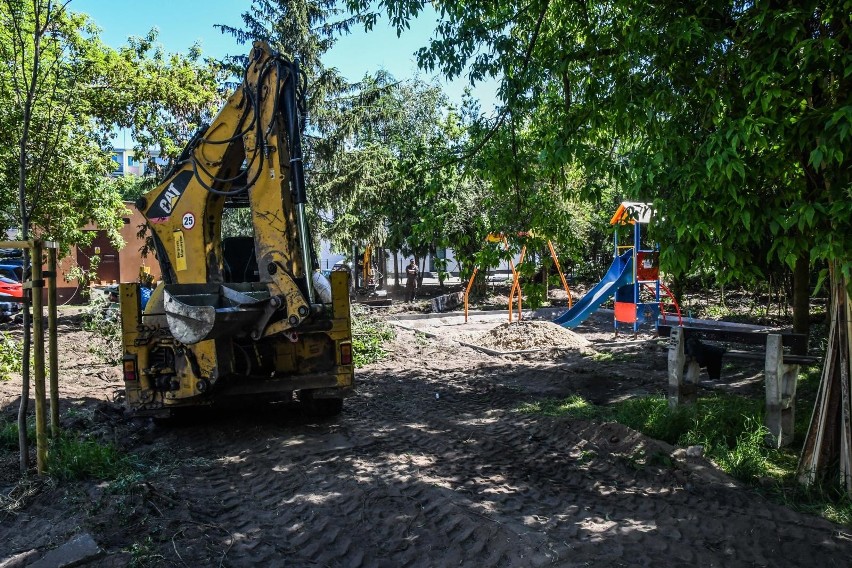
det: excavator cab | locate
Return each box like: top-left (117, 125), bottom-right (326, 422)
top-left (118, 42), bottom-right (354, 417)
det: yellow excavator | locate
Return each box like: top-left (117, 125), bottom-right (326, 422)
top-left (118, 42), bottom-right (353, 417)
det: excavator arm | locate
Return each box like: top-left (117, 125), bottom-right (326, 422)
top-left (136, 41), bottom-right (321, 344)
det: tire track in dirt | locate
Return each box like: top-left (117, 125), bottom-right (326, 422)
top-left (158, 403), bottom-right (556, 566)
top-left (130, 358), bottom-right (852, 567)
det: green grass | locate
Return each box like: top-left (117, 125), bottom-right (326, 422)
top-left (125, 537), bottom-right (166, 568)
top-left (2, 415), bottom-right (134, 482)
top-left (46, 432), bottom-right (135, 481)
top-left (518, 375), bottom-right (852, 525)
top-left (589, 352), bottom-right (615, 363)
top-left (351, 306), bottom-right (395, 367)
top-left (1, 418), bottom-right (33, 451)
top-left (517, 395), bottom-right (603, 419)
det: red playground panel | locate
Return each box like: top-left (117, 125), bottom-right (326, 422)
top-left (636, 251), bottom-right (659, 282)
top-left (614, 301), bottom-right (637, 323)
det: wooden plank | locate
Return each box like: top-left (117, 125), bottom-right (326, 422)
top-left (657, 325), bottom-right (807, 353)
top-left (838, 282), bottom-right (852, 493)
top-left (724, 350), bottom-right (819, 365)
top-left (798, 265), bottom-right (843, 485)
top-left (0, 240), bottom-right (33, 249)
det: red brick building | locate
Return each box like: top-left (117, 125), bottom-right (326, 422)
top-left (57, 202), bottom-right (161, 303)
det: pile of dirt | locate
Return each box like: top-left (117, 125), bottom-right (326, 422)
top-left (467, 320), bottom-right (593, 352)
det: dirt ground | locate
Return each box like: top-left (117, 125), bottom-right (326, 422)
top-left (1, 304), bottom-right (850, 567)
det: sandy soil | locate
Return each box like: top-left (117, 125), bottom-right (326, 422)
top-left (462, 320), bottom-right (592, 352)
top-left (0, 306), bottom-right (849, 567)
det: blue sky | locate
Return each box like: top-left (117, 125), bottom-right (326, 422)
top-left (71, 0), bottom-right (498, 110)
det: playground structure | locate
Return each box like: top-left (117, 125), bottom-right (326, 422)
top-left (553, 202), bottom-right (681, 332)
top-left (464, 232), bottom-right (573, 323)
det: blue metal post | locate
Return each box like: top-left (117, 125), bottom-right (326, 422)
top-left (633, 221), bottom-right (641, 332)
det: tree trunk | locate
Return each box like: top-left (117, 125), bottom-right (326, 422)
top-left (393, 252), bottom-right (399, 288)
top-left (350, 243), bottom-right (358, 293)
top-left (377, 247), bottom-right (385, 288)
top-left (793, 252), bottom-right (811, 338)
top-left (17, 11), bottom-right (43, 474)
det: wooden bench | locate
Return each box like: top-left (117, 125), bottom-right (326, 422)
top-left (658, 325), bottom-right (820, 448)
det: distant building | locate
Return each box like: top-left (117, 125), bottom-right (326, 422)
top-left (57, 202), bottom-right (161, 303)
top-left (111, 147), bottom-right (167, 177)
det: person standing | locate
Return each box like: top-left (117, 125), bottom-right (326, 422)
top-left (405, 258), bottom-right (419, 301)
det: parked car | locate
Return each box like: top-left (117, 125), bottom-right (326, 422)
top-left (0, 250), bottom-right (23, 267)
top-left (0, 264), bottom-right (22, 282)
top-left (0, 277), bottom-right (21, 323)
top-left (0, 276), bottom-right (22, 298)
top-left (0, 292), bottom-right (20, 318)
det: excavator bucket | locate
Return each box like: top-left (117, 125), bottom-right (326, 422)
top-left (163, 283), bottom-right (273, 344)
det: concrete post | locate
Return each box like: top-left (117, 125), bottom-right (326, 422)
top-left (668, 327), bottom-right (698, 407)
top-left (765, 333), bottom-right (798, 448)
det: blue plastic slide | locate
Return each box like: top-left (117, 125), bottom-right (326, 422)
top-left (553, 250), bottom-right (634, 328)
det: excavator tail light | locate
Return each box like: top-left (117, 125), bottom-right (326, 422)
top-left (123, 356), bottom-right (138, 382)
top-left (339, 342), bottom-right (352, 366)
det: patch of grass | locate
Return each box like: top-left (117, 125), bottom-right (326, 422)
top-left (351, 306), bottom-right (395, 367)
top-left (587, 351), bottom-right (631, 363)
top-left (1, 420), bottom-right (19, 450)
top-left (590, 394), bottom-right (773, 482)
top-left (518, 395), bottom-right (608, 420)
top-left (125, 536), bottom-right (166, 568)
top-left (0, 417), bottom-right (35, 451)
top-left (610, 396), bottom-right (697, 443)
top-left (589, 352), bottom-right (614, 363)
top-left (577, 449), bottom-right (596, 464)
top-left (2, 417), bottom-right (132, 483)
top-left (47, 432), bottom-right (135, 482)
top-left (702, 304), bottom-right (735, 320)
top-left (794, 365), bottom-right (822, 440)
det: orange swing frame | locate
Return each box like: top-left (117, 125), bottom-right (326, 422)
top-left (464, 233), bottom-right (573, 323)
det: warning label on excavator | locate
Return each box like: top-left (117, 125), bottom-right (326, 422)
top-left (173, 231), bottom-right (187, 271)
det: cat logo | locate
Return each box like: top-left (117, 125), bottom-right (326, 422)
top-left (146, 171), bottom-right (192, 219)
top-left (158, 183), bottom-right (182, 214)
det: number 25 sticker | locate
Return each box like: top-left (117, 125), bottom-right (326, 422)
top-left (182, 213), bottom-right (195, 230)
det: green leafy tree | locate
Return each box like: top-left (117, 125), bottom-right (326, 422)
top-left (349, 0), bottom-right (851, 333)
top-left (0, 0), bottom-right (222, 472)
top-left (217, 0), bottom-right (490, 275)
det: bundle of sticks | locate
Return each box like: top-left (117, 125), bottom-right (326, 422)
top-left (798, 262), bottom-right (852, 493)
